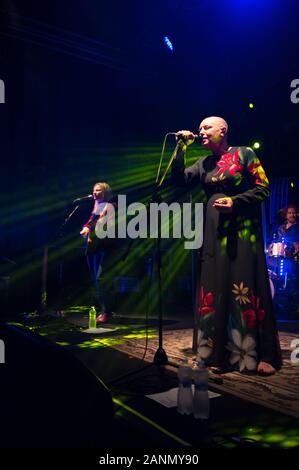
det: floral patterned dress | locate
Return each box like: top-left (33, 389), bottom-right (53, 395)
top-left (172, 146), bottom-right (282, 371)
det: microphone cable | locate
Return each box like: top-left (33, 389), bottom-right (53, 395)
top-left (155, 132), bottom-right (176, 186)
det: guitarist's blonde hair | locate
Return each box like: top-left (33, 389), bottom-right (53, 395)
top-left (94, 182), bottom-right (113, 202)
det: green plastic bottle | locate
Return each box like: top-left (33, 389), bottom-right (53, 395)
top-left (88, 306), bottom-right (97, 329)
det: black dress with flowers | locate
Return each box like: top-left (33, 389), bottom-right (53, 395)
top-left (172, 146), bottom-right (282, 371)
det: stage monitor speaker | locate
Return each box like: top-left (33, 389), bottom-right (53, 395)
top-left (0, 322), bottom-right (114, 448)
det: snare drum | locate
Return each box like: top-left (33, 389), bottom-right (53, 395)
top-left (268, 241), bottom-right (287, 257)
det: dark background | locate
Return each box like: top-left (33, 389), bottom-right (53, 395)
top-left (0, 0), bottom-right (298, 314)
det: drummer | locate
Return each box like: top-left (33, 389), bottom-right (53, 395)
top-left (277, 205), bottom-right (299, 259)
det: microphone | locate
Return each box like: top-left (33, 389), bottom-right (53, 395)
top-left (171, 132), bottom-right (202, 143)
top-left (73, 194), bottom-right (93, 204)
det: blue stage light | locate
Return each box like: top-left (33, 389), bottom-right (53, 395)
top-left (164, 36), bottom-right (174, 52)
top-left (279, 259), bottom-right (285, 277)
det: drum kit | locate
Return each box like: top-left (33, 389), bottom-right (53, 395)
top-left (267, 236), bottom-right (299, 315)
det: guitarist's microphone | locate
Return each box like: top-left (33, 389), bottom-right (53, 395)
top-left (73, 194), bottom-right (93, 204)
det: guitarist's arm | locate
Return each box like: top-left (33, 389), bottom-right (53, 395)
top-left (80, 214), bottom-right (97, 239)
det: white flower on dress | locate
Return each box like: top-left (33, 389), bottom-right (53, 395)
top-left (226, 329), bottom-right (257, 372)
top-left (197, 329), bottom-right (213, 360)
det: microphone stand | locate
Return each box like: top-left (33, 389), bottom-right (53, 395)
top-left (39, 204), bottom-right (81, 316)
top-left (108, 141), bottom-right (181, 387)
top-left (150, 188), bottom-right (168, 365)
top-left (143, 140), bottom-right (183, 365)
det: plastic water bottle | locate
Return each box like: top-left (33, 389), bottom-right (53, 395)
top-left (193, 358), bottom-right (210, 419)
top-left (88, 306), bottom-right (97, 329)
top-left (177, 358), bottom-right (193, 415)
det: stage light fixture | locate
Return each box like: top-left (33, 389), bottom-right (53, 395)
top-left (164, 36), bottom-right (174, 52)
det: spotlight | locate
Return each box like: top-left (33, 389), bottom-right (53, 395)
top-left (164, 36), bottom-right (174, 52)
top-left (253, 141), bottom-right (261, 149)
top-left (249, 103), bottom-right (254, 109)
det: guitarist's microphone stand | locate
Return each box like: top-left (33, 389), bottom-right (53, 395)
top-left (39, 204), bottom-right (81, 316)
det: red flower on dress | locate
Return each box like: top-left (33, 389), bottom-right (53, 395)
top-left (198, 287), bottom-right (215, 316)
top-left (216, 150), bottom-right (243, 176)
top-left (242, 309), bottom-right (256, 329)
top-left (250, 292), bottom-right (266, 322)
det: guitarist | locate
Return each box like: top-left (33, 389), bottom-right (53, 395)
top-left (80, 182), bottom-right (116, 324)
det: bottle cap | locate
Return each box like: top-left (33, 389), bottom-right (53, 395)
top-left (179, 357), bottom-right (188, 366)
top-left (196, 356), bottom-right (206, 368)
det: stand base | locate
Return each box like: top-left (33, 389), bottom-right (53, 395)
top-left (154, 347), bottom-right (168, 365)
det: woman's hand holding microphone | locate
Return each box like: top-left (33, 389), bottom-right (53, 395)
top-left (175, 130), bottom-right (197, 148)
